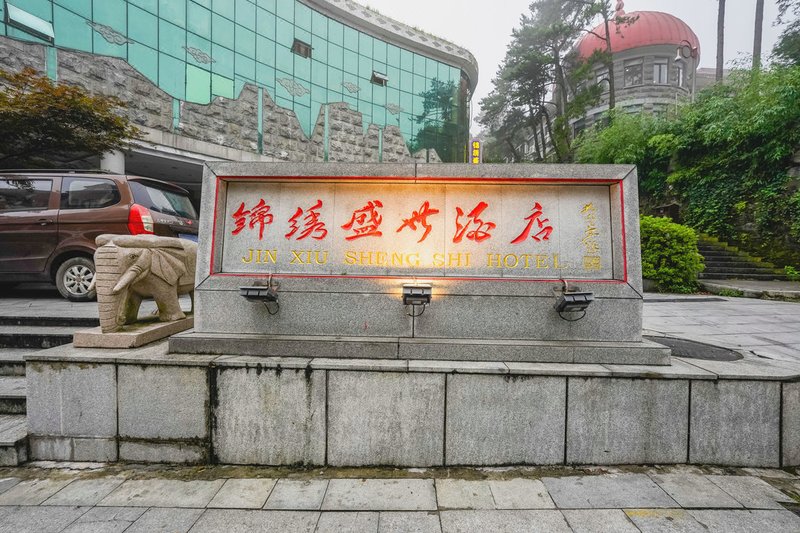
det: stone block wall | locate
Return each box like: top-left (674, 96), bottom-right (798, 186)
top-left (0, 36), bottom-right (418, 164)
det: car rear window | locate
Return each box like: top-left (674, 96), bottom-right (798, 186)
top-left (0, 178), bottom-right (52, 211)
top-left (129, 180), bottom-right (197, 219)
top-left (60, 177), bottom-right (121, 209)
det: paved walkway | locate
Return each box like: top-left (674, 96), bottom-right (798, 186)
top-left (0, 464), bottom-right (798, 532)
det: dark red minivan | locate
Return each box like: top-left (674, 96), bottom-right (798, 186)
top-left (0, 170), bottom-right (198, 301)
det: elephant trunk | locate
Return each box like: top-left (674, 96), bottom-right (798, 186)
top-left (94, 244), bottom-right (126, 333)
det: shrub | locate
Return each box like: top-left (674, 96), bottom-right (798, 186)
top-left (640, 216), bottom-right (705, 293)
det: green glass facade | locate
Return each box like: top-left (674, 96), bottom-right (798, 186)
top-left (1, 0), bottom-right (471, 161)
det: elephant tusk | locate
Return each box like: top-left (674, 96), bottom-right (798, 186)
top-left (112, 266), bottom-right (142, 294)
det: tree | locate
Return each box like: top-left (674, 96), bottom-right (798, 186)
top-left (717, 0), bottom-right (726, 81)
top-left (774, 0), bottom-right (800, 66)
top-left (753, 0), bottom-right (765, 69)
top-left (0, 68), bottom-right (141, 168)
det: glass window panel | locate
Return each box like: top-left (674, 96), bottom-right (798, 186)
top-left (194, 0), bottom-right (211, 8)
top-left (276, 46), bottom-right (292, 72)
top-left (236, 0), bottom-right (255, 30)
top-left (159, 20), bottom-right (186, 59)
top-left (400, 49), bottom-right (413, 72)
top-left (257, 61), bottom-right (275, 91)
top-left (413, 53), bottom-right (425, 74)
top-left (328, 18), bottom-right (343, 45)
top-left (343, 94), bottom-right (357, 110)
top-left (187, 3), bottom-right (211, 37)
top-left (93, 29), bottom-right (127, 59)
top-left (128, 43), bottom-right (158, 81)
top-left (212, 13), bottom-right (234, 48)
top-left (158, 52), bottom-right (186, 99)
top-left (327, 43), bottom-right (343, 69)
top-left (213, 0), bottom-right (234, 19)
top-left (93, 0), bottom-right (126, 27)
top-left (53, 6), bottom-right (92, 51)
top-left (328, 88), bottom-right (342, 104)
top-left (276, 0), bottom-right (293, 23)
top-left (15, 0), bottom-right (49, 20)
top-left (327, 66), bottom-right (342, 89)
top-left (0, 179), bottom-right (52, 211)
top-left (426, 58), bottom-right (438, 78)
top-left (343, 25), bottom-right (358, 51)
top-left (295, 105), bottom-right (311, 135)
top-left (413, 74), bottom-right (426, 95)
top-left (212, 73), bottom-right (234, 98)
top-left (159, 0), bottom-right (185, 27)
top-left (186, 64), bottom-right (211, 103)
top-left (311, 10), bottom-right (327, 38)
top-left (373, 39), bottom-right (387, 64)
top-left (624, 60), bottom-right (643, 86)
top-left (343, 49), bottom-right (357, 74)
top-left (357, 83), bottom-right (371, 105)
top-left (62, 0), bottom-right (93, 17)
top-left (387, 87), bottom-right (400, 106)
top-left (295, 27), bottom-right (311, 45)
top-left (256, 8), bottom-right (275, 40)
top-left (211, 44), bottom-right (234, 77)
top-left (387, 45), bottom-right (400, 66)
top-left (398, 73), bottom-right (412, 92)
top-left (275, 18), bottom-right (293, 47)
top-left (296, 2), bottom-right (311, 28)
top-left (127, 5), bottom-right (157, 48)
top-left (256, 0), bottom-right (275, 12)
top-left (312, 36), bottom-right (327, 62)
top-left (400, 90), bottom-right (412, 111)
top-left (311, 59), bottom-right (326, 86)
top-left (236, 26), bottom-right (256, 57)
top-left (358, 55), bottom-right (371, 78)
top-left (372, 86), bottom-right (385, 105)
top-left (234, 77), bottom-right (245, 98)
top-left (311, 84), bottom-right (326, 103)
top-left (236, 53), bottom-right (256, 81)
top-left (387, 66), bottom-right (400, 86)
top-left (359, 33), bottom-right (373, 56)
top-left (60, 178), bottom-right (120, 210)
top-left (275, 95), bottom-right (292, 109)
top-left (256, 36), bottom-right (275, 65)
top-left (372, 104), bottom-right (386, 126)
top-left (186, 33), bottom-right (212, 64)
top-left (294, 54), bottom-right (310, 81)
top-left (128, 0), bottom-right (156, 14)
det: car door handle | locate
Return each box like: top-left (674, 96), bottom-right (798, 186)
top-left (37, 218), bottom-right (54, 226)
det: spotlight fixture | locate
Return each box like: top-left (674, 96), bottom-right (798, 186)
top-left (402, 283), bottom-right (432, 317)
top-left (553, 280), bottom-right (593, 321)
top-left (240, 276), bottom-right (280, 315)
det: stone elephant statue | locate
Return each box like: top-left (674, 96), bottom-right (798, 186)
top-left (93, 234), bottom-right (197, 333)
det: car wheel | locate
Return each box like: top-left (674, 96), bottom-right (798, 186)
top-left (55, 257), bottom-right (97, 302)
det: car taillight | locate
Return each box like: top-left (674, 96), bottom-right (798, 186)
top-left (128, 204), bottom-right (154, 235)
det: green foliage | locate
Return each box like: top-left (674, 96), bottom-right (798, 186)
top-left (0, 68), bottom-right (141, 168)
top-left (786, 265), bottom-right (800, 281)
top-left (640, 216), bottom-right (704, 294)
top-left (774, 0), bottom-right (800, 66)
top-left (716, 289), bottom-right (744, 298)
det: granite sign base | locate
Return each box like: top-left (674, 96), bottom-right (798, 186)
top-left (169, 332), bottom-right (671, 365)
top-left (24, 342), bottom-right (800, 468)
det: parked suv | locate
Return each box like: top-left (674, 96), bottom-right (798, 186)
top-left (0, 170), bottom-right (199, 301)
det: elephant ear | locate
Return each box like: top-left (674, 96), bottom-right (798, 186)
top-left (150, 249), bottom-right (187, 286)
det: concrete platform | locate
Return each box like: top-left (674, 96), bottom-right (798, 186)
top-left (24, 341), bottom-right (800, 468)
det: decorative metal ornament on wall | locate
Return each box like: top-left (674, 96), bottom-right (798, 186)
top-left (184, 47), bottom-right (215, 64)
top-left (341, 81), bottom-right (361, 94)
top-left (86, 21), bottom-right (131, 45)
top-left (385, 103), bottom-right (402, 115)
top-left (278, 78), bottom-right (310, 97)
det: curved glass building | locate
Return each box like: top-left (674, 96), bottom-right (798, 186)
top-left (0, 0), bottom-right (478, 192)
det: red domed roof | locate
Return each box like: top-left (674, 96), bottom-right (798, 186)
top-left (577, 8), bottom-right (700, 60)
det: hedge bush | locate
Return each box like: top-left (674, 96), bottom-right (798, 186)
top-left (640, 216), bottom-right (705, 293)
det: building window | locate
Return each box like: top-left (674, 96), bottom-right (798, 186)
top-left (595, 68), bottom-right (610, 92)
top-left (654, 59), bottom-right (669, 84)
top-left (370, 71), bottom-right (389, 86)
top-left (291, 39), bottom-right (312, 59)
top-left (4, 2), bottom-right (54, 42)
top-left (624, 60), bottom-right (643, 87)
top-left (675, 64), bottom-right (685, 87)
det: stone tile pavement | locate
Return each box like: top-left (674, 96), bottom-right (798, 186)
top-left (643, 294), bottom-right (800, 364)
top-left (0, 464), bottom-right (797, 532)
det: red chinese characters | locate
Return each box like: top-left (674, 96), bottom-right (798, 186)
top-left (342, 200), bottom-right (384, 241)
top-left (285, 199), bottom-right (328, 241)
top-left (511, 202), bottom-right (553, 244)
top-left (453, 201), bottom-right (496, 243)
top-left (231, 199), bottom-right (273, 240)
top-left (397, 201), bottom-right (440, 243)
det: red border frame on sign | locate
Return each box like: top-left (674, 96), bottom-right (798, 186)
top-left (208, 176), bottom-right (629, 284)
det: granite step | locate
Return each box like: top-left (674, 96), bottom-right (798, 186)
top-left (0, 325), bottom-right (75, 349)
top-left (0, 349), bottom-right (30, 376)
top-left (0, 316), bottom-right (98, 328)
top-left (0, 414), bottom-right (28, 466)
top-left (0, 376), bottom-right (26, 415)
top-left (698, 272), bottom-right (788, 281)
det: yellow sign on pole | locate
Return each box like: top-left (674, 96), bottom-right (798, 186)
top-left (470, 138), bottom-right (482, 164)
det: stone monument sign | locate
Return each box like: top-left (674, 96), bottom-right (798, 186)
top-left (171, 163), bottom-right (668, 365)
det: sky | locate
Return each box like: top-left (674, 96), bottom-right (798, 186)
top-left (360, 0), bottom-right (786, 133)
